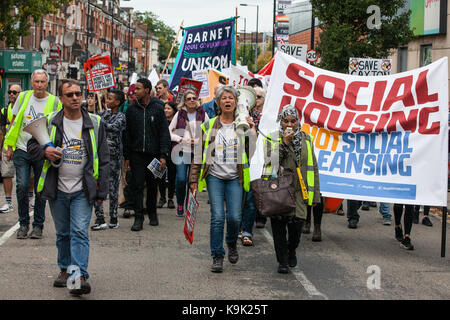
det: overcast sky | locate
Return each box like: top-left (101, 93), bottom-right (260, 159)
top-left (124, 0), bottom-right (280, 36)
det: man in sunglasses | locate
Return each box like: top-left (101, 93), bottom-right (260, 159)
top-left (27, 79), bottom-right (109, 296)
top-left (4, 70), bottom-right (62, 239)
top-left (0, 85), bottom-right (21, 214)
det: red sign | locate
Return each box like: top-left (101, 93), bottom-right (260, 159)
top-left (83, 55), bottom-right (116, 92)
top-left (175, 77), bottom-right (204, 104)
top-left (306, 49), bottom-right (318, 63)
top-left (183, 190), bottom-right (199, 244)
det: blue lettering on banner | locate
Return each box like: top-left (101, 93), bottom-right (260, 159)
top-left (319, 174), bottom-right (416, 200)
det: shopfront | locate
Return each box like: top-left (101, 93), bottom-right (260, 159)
top-left (0, 50), bottom-right (43, 107)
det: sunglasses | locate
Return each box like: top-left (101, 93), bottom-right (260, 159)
top-left (64, 91), bottom-right (83, 98)
top-left (8, 90), bottom-right (19, 95)
top-left (256, 95), bottom-right (263, 99)
top-left (185, 97), bottom-right (197, 101)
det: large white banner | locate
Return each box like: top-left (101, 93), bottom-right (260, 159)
top-left (250, 52), bottom-right (449, 206)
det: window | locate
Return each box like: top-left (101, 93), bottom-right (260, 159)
top-left (397, 47), bottom-right (408, 73)
top-left (420, 44), bottom-right (432, 67)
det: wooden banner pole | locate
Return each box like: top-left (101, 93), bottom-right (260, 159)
top-left (162, 20), bottom-right (184, 76)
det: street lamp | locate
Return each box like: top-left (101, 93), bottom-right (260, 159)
top-left (240, 3), bottom-right (259, 72)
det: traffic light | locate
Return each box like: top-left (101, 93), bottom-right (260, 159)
top-left (0, 68), bottom-right (4, 89)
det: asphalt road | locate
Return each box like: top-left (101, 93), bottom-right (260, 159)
top-left (0, 189), bottom-right (449, 301)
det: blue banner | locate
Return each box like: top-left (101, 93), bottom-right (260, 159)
top-left (169, 18), bottom-right (235, 91)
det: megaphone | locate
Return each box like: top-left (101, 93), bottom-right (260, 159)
top-left (24, 117), bottom-right (63, 168)
top-left (235, 86), bottom-right (257, 134)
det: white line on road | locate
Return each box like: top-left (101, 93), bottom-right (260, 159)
top-left (0, 211), bottom-right (34, 247)
top-left (260, 227), bottom-right (329, 300)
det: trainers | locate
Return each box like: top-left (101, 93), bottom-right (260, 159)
top-left (157, 198), bottom-right (166, 208)
top-left (383, 218), bottom-right (392, 226)
top-left (361, 204), bottom-right (370, 211)
top-left (53, 270), bottom-right (69, 287)
top-left (176, 205), bottom-right (184, 217)
top-left (395, 226), bottom-right (404, 242)
top-left (227, 242), bottom-right (239, 264)
top-left (211, 254), bottom-right (224, 273)
top-left (91, 217), bottom-right (107, 230)
top-left (29, 226), bottom-right (43, 239)
top-left (0, 203), bottom-right (13, 213)
top-left (278, 264), bottom-right (289, 274)
top-left (400, 237), bottom-right (414, 250)
top-left (348, 220), bottom-right (358, 229)
top-left (69, 275), bottom-right (91, 296)
top-left (16, 225), bottom-right (29, 239)
top-left (109, 217), bottom-right (119, 229)
top-left (422, 216), bottom-right (433, 227)
top-left (167, 199), bottom-right (175, 209)
top-left (123, 209), bottom-right (132, 218)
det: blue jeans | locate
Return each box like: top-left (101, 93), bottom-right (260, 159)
top-left (206, 175), bottom-right (243, 257)
top-left (241, 190), bottom-right (257, 238)
top-left (13, 149), bottom-right (46, 227)
top-left (49, 190), bottom-right (93, 279)
top-left (379, 202), bottom-right (391, 220)
top-left (175, 153), bottom-right (192, 207)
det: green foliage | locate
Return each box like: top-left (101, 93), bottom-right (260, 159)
top-left (0, 0), bottom-right (70, 49)
top-left (135, 11), bottom-right (179, 67)
top-left (309, 0), bottom-right (415, 73)
top-left (237, 42), bottom-right (260, 72)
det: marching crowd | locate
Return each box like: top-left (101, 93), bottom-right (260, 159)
top-left (0, 70), bottom-right (435, 296)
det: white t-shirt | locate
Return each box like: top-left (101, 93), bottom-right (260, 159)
top-left (209, 122), bottom-right (240, 180)
top-left (57, 117), bottom-right (87, 193)
top-left (12, 94), bottom-right (48, 152)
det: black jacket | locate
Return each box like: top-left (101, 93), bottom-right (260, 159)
top-left (123, 96), bottom-right (171, 161)
top-left (27, 108), bottom-right (110, 204)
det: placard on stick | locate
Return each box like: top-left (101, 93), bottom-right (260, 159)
top-left (84, 55), bottom-right (116, 92)
top-left (183, 190), bottom-right (199, 244)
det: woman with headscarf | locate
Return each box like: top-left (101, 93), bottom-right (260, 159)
top-left (262, 104), bottom-right (321, 274)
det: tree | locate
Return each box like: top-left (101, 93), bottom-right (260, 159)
top-left (134, 11), bottom-right (179, 68)
top-left (309, 0), bottom-right (414, 73)
top-left (237, 42), bottom-right (260, 72)
top-left (0, 0), bottom-right (70, 49)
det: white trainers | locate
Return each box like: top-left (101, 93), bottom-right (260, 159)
top-left (0, 203), bottom-right (13, 213)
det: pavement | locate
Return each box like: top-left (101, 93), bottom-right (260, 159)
top-left (0, 187), bottom-right (449, 301)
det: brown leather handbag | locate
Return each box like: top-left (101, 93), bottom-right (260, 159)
top-left (250, 173), bottom-right (296, 217)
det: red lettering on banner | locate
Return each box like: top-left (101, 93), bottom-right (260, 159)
top-left (416, 70), bottom-right (439, 104)
top-left (386, 110), bottom-right (418, 133)
top-left (313, 75), bottom-right (345, 106)
top-left (374, 113), bottom-right (391, 132)
top-left (418, 106), bottom-right (440, 134)
top-left (327, 110), bottom-right (356, 132)
top-left (284, 63), bottom-right (314, 97)
top-left (345, 81), bottom-right (369, 111)
top-left (352, 114), bottom-right (378, 133)
top-left (369, 81), bottom-right (387, 111)
top-left (279, 95), bottom-right (293, 113)
top-left (303, 102), bottom-right (329, 127)
top-left (383, 76), bottom-right (415, 110)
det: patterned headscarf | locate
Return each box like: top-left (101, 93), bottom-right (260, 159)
top-left (277, 104), bottom-right (303, 161)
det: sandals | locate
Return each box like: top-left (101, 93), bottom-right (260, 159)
top-left (241, 236), bottom-right (254, 246)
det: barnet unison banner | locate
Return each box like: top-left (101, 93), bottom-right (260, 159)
top-left (169, 18), bottom-right (235, 91)
top-left (250, 52), bottom-right (449, 206)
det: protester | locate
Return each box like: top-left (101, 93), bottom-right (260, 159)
top-left (4, 70), bottom-right (62, 239)
top-left (414, 205), bottom-right (433, 226)
top-left (379, 202), bottom-right (392, 225)
top-left (86, 92), bottom-right (101, 114)
top-left (0, 84), bottom-right (21, 213)
top-left (202, 83), bottom-right (223, 118)
top-left (120, 84), bottom-right (135, 114)
top-left (393, 204), bottom-right (415, 250)
top-left (248, 78), bottom-right (263, 88)
top-left (91, 90), bottom-right (126, 230)
top-left (361, 201), bottom-right (377, 211)
top-left (157, 101), bottom-right (178, 209)
top-left (189, 85), bottom-right (255, 273)
top-left (27, 79), bottom-right (109, 295)
top-left (124, 78), bottom-right (171, 231)
top-left (155, 80), bottom-right (174, 103)
top-left (347, 200), bottom-right (362, 229)
top-left (262, 104), bottom-right (320, 274)
top-left (170, 89), bottom-right (209, 216)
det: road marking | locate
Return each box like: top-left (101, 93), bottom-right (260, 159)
top-left (0, 211), bottom-right (33, 246)
top-left (260, 228), bottom-right (329, 300)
